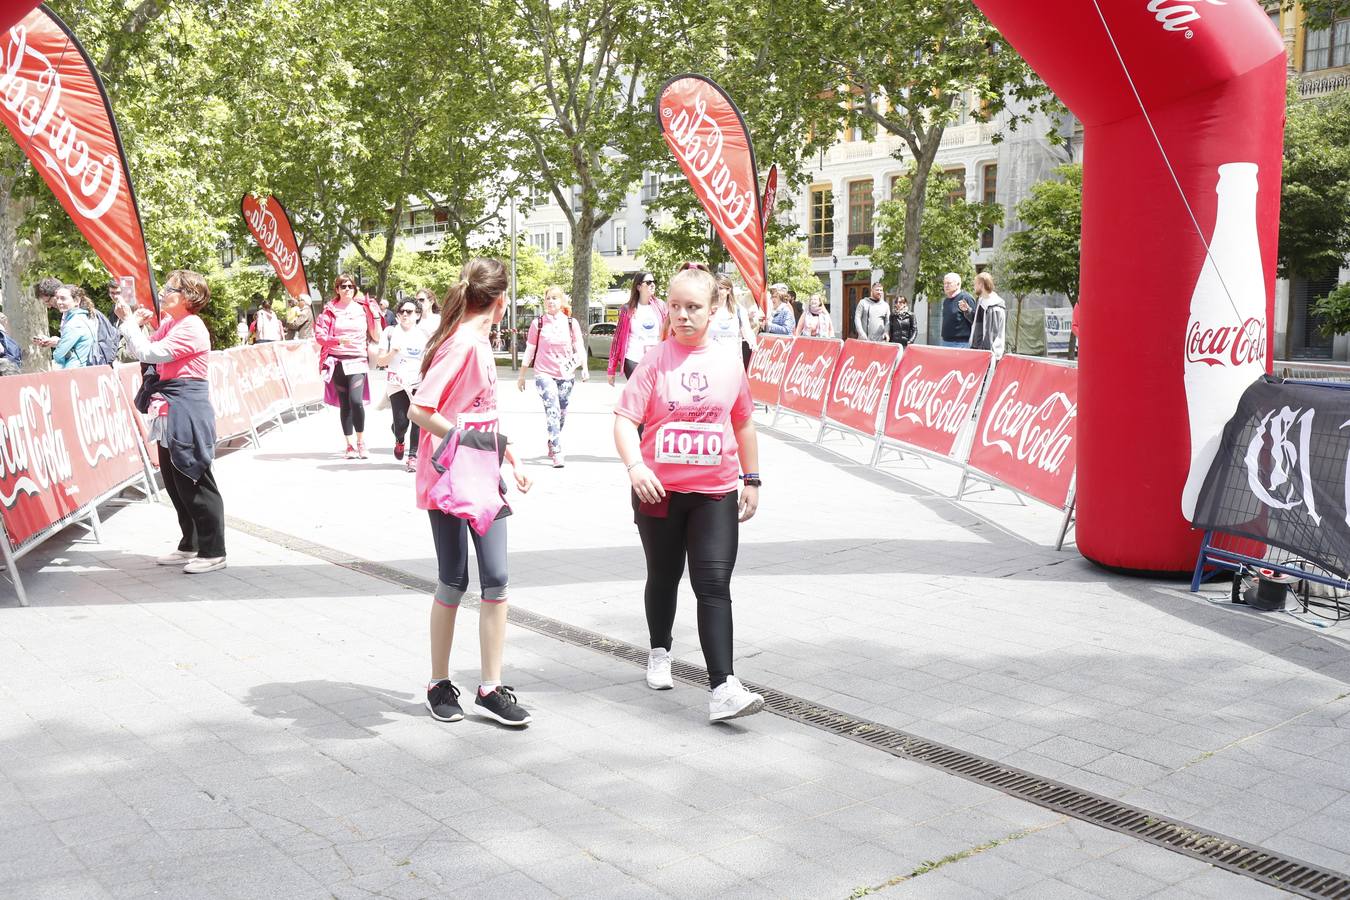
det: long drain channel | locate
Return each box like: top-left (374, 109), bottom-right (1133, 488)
top-left (228, 514), bottom-right (1350, 898)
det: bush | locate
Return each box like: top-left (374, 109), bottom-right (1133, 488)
top-left (1313, 282), bottom-right (1350, 337)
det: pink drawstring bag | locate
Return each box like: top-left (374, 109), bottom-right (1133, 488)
top-left (427, 429), bottom-right (510, 536)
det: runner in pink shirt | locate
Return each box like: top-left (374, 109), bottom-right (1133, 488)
top-left (516, 285), bottom-right (588, 467)
top-left (614, 267), bottom-right (765, 723)
top-left (409, 257), bottom-right (534, 729)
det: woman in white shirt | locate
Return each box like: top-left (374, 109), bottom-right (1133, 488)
top-left (707, 274), bottom-right (756, 365)
top-left (373, 298), bottom-right (429, 471)
top-left (607, 271), bottom-right (667, 384)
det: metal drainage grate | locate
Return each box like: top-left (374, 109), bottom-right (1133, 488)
top-left (227, 515), bottom-right (1350, 899)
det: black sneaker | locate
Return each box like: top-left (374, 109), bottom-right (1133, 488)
top-left (473, 685), bottom-right (531, 726)
top-left (425, 680), bottom-right (464, 722)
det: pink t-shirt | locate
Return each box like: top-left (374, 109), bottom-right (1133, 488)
top-left (616, 339), bottom-right (754, 494)
top-left (151, 315), bottom-right (211, 381)
top-left (411, 328), bottom-right (498, 510)
top-left (525, 313), bottom-right (584, 378)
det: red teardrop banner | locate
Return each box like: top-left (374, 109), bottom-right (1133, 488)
top-left (0, 6), bottom-right (157, 313)
top-left (241, 194), bottom-right (309, 301)
top-left (655, 74), bottom-right (767, 314)
top-left (761, 163), bottom-right (778, 232)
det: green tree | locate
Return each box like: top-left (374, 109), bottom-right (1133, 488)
top-left (870, 167), bottom-right (1002, 316)
top-left (546, 248), bottom-right (615, 309)
top-left (997, 163), bottom-right (1082, 305)
top-left (1279, 84), bottom-right (1350, 281)
top-left (766, 237), bottom-right (823, 301)
top-left (1290, 0), bottom-right (1348, 30)
top-left (1313, 282), bottom-right (1350, 336)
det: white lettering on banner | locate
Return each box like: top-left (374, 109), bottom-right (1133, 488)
top-left (1185, 317), bottom-right (1267, 367)
top-left (661, 96), bottom-right (756, 239)
top-left (894, 365), bottom-right (981, 435)
top-left (979, 381), bottom-right (1077, 474)
top-left (831, 357), bottom-right (889, 413)
top-left (1244, 407), bottom-right (1321, 524)
top-left (0, 384), bottom-right (73, 507)
top-left (782, 354), bottom-right (833, 401)
top-left (747, 339), bottom-right (789, 386)
top-left (71, 374), bottom-right (136, 467)
top-left (1147, 0), bottom-right (1225, 36)
top-left (209, 360), bottom-right (244, 420)
top-left (244, 200), bottom-right (300, 281)
top-left (0, 26), bottom-right (122, 220)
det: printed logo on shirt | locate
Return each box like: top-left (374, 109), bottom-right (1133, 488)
top-left (680, 371), bottom-right (709, 403)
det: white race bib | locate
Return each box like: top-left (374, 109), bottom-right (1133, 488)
top-left (456, 412), bottom-right (498, 433)
top-left (654, 421), bottom-right (724, 466)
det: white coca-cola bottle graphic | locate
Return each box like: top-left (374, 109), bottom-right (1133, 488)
top-left (1181, 162), bottom-right (1267, 521)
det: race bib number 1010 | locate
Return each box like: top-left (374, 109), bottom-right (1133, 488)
top-left (654, 421), bottom-right (724, 466)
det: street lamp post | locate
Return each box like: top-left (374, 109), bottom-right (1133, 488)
top-left (509, 196), bottom-right (518, 370)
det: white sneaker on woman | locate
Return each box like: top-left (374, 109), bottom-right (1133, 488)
top-left (646, 648), bottom-right (673, 690)
top-left (156, 549), bottom-right (196, 566)
top-left (709, 676), bottom-right (763, 722)
top-left (183, 556), bottom-right (227, 574)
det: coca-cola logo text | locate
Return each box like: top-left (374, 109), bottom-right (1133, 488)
top-left (831, 357), bottom-right (889, 414)
top-left (660, 94), bottom-right (756, 239)
top-left (209, 358), bottom-right (244, 420)
top-left (71, 374), bottom-right (136, 467)
top-left (1186, 316), bottom-right (1267, 367)
top-left (748, 339), bottom-right (789, 386)
top-left (782, 353), bottom-right (833, 401)
top-left (244, 198), bottom-right (301, 281)
top-left (0, 384), bottom-right (74, 508)
top-left (893, 364), bottom-right (982, 435)
top-left (979, 381), bottom-right (1077, 474)
top-left (1147, 0), bottom-right (1225, 37)
top-left (0, 25), bottom-right (123, 220)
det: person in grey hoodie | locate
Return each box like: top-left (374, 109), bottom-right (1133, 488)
top-left (853, 281), bottom-right (890, 342)
top-left (968, 271), bottom-right (1007, 359)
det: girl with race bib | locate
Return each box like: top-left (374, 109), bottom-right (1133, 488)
top-left (607, 270), bottom-right (667, 384)
top-left (517, 285), bottom-right (588, 468)
top-left (373, 298), bottom-right (428, 472)
top-left (409, 258), bottom-right (534, 728)
top-left (614, 267), bottom-right (765, 723)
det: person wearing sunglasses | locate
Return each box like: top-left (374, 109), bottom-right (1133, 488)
top-left (373, 299), bottom-right (429, 471)
top-left (314, 275), bottom-right (383, 458)
top-left (607, 271), bottom-right (667, 386)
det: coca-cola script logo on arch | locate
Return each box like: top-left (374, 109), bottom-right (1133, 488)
top-left (1186, 317), bottom-right (1267, 368)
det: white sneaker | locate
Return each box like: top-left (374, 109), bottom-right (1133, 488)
top-left (646, 648), bottom-right (673, 690)
top-left (552, 452), bottom-right (565, 468)
top-left (709, 676), bottom-right (763, 723)
top-left (183, 556), bottom-right (227, 574)
top-left (156, 549), bottom-right (197, 566)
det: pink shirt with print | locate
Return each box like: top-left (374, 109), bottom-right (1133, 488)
top-left (525, 313), bottom-right (584, 378)
top-left (411, 327), bottom-right (499, 510)
top-left (616, 340), bottom-right (753, 495)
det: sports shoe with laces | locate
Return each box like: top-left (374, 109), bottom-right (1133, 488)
top-left (405, 454), bottom-right (417, 473)
top-left (393, 441), bottom-right (405, 460)
top-left (356, 440), bottom-right (369, 459)
top-left (344, 444), bottom-right (357, 460)
top-left (156, 548), bottom-right (197, 566)
top-left (708, 676), bottom-right (764, 723)
top-left (646, 648), bottom-right (673, 690)
top-left (425, 680), bottom-right (464, 722)
top-left (183, 556), bottom-right (227, 575)
top-left (474, 685), bottom-right (531, 726)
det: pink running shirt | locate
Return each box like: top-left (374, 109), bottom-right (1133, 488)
top-left (616, 339), bottom-right (753, 495)
top-left (412, 327), bottom-right (499, 510)
top-left (525, 312), bottom-right (584, 378)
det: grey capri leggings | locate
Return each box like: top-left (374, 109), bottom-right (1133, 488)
top-left (427, 509), bottom-right (509, 607)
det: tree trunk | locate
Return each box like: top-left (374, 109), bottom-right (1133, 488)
top-left (895, 133), bottom-right (943, 308)
top-left (571, 210), bottom-right (597, 325)
top-left (375, 197), bottom-right (405, 302)
top-left (0, 166), bottom-right (41, 372)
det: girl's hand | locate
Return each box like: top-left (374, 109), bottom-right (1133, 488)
top-left (579, 368), bottom-right (590, 383)
top-left (738, 485), bottom-right (759, 522)
top-left (607, 373), bottom-right (615, 387)
top-left (629, 463), bottom-right (665, 505)
top-left (514, 468), bottom-right (533, 494)
top-left (516, 373), bottom-right (527, 392)
top-left (133, 308), bottom-right (153, 326)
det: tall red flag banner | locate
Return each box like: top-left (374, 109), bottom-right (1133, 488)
top-left (241, 194), bottom-right (309, 301)
top-left (760, 163), bottom-right (778, 232)
top-left (0, 7), bottom-right (157, 313)
top-left (655, 75), bottom-right (767, 313)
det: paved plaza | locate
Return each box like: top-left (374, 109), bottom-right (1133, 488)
top-left (2, 372), bottom-right (1348, 898)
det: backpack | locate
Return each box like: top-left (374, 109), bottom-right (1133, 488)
top-left (85, 309), bottom-right (120, 366)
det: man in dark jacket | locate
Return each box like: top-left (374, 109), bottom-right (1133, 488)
top-left (940, 272), bottom-right (974, 347)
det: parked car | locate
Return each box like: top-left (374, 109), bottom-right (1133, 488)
top-left (587, 322), bottom-right (616, 359)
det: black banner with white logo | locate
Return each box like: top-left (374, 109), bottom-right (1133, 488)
top-left (1193, 376), bottom-right (1350, 577)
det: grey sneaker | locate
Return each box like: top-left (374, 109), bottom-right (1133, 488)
top-left (473, 686), bottom-right (531, 727)
top-left (425, 680), bottom-right (464, 722)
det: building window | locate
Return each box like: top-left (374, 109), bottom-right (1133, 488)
top-left (642, 173), bottom-right (662, 203)
top-left (555, 231), bottom-right (565, 250)
top-left (1304, 19), bottom-right (1350, 70)
top-left (531, 232), bottom-right (547, 251)
top-left (944, 167), bottom-right (966, 205)
top-left (809, 186), bottom-right (834, 257)
top-left (530, 186), bottom-right (549, 207)
top-left (847, 179), bottom-right (873, 254)
top-left (980, 164), bottom-right (997, 249)
top-left (890, 174), bottom-right (903, 199)
top-left (615, 222), bottom-right (627, 254)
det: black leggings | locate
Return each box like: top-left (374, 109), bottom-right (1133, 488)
top-left (636, 491), bottom-right (739, 688)
top-left (623, 358), bottom-right (638, 379)
top-left (332, 360), bottom-right (367, 436)
top-left (428, 510), bottom-right (509, 607)
top-left (389, 389), bottom-right (421, 449)
top-left (158, 444), bottom-right (226, 558)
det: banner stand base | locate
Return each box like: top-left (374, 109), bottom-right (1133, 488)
top-left (770, 406), bottom-right (822, 437)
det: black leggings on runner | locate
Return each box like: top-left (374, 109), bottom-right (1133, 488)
top-left (428, 510), bottom-right (509, 607)
top-left (389, 389), bottom-right (421, 450)
top-left (636, 491), bottom-right (739, 689)
top-left (623, 358), bottom-right (638, 379)
top-left (332, 360), bottom-right (367, 436)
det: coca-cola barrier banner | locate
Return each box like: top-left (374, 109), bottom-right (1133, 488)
top-left (274, 340), bottom-right (323, 406)
top-left (0, 367), bottom-right (145, 548)
top-left (655, 75), bottom-right (768, 312)
top-left (825, 340), bottom-right (900, 435)
top-left (883, 346), bottom-right (992, 459)
top-left (113, 362), bottom-right (158, 470)
top-left (747, 334), bottom-right (791, 406)
top-left (229, 344), bottom-right (290, 426)
top-left (241, 194), bottom-right (309, 301)
top-left (967, 356), bottom-right (1079, 511)
top-left (208, 352), bottom-right (252, 441)
top-left (778, 337), bottom-right (842, 419)
top-left (0, 8), bottom-right (157, 314)
top-left (972, 0), bottom-right (1285, 571)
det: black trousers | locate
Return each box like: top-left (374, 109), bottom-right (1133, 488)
top-left (636, 491), bottom-right (739, 688)
top-left (158, 444), bottom-right (226, 558)
top-left (332, 360), bottom-right (367, 436)
top-left (389, 389), bottom-right (421, 450)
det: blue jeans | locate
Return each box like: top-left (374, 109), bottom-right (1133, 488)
top-left (534, 374), bottom-right (575, 453)
top-left (941, 340), bottom-right (970, 348)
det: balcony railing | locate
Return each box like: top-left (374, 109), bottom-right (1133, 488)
top-left (808, 233), bottom-right (833, 257)
top-left (1299, 72), bottom-right (1350, 98)
top-left (361, 221), bottom-right (449, 239)
top-left (846, 231), bottom-right (874, 255)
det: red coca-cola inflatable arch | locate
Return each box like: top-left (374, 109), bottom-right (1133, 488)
top-left (973, 0), bottom-right (1285, 573)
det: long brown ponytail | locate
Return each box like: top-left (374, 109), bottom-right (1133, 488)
top-left (420, 257), bottom-right (509, 379)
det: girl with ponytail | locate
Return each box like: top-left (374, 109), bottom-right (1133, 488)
top-left (409, 258), bottom-right (534, 727)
